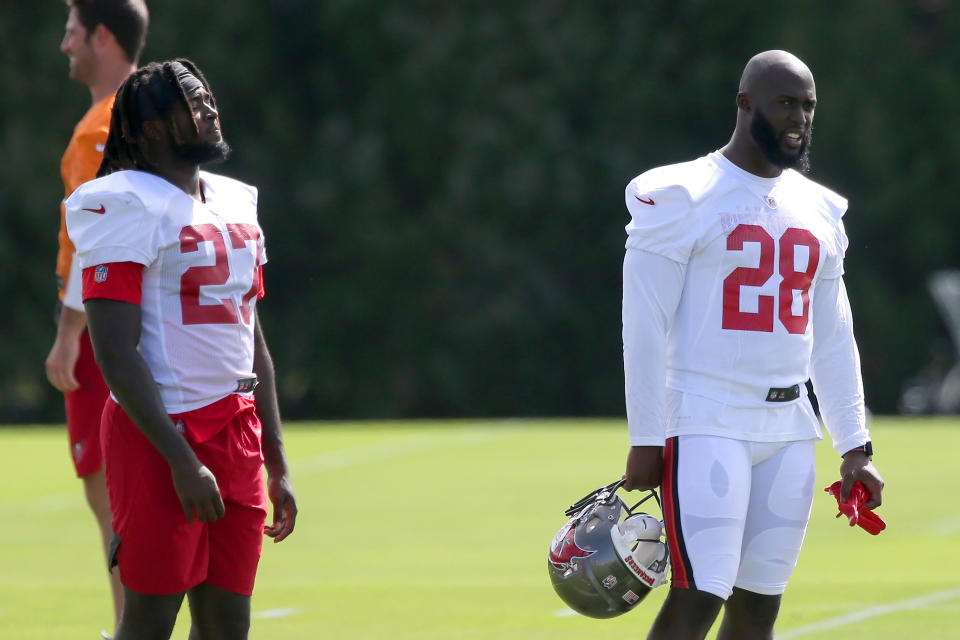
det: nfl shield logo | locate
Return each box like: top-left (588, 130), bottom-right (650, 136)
top-left (94, 265), bottom-right (108, 283)
top-left (765, 196), bottom-right (777, 209)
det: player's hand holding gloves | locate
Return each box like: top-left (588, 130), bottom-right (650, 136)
top-left (825, 448), bottom-right (886, 535)
top-left (825, 480), bottom-right (885, 534)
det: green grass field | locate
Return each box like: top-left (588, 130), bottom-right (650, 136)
top-left (1, 417), bottom-right (958, 639)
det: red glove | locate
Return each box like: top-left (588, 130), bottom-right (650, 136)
top-left (824, 480), bottom-right (886, 535)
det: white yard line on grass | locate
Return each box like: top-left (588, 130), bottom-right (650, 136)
top-left (776, 587), bottom-right (960, 639)
top-left (15, 425), bottom-right (521, 511)
top-left (294, 435), bottom-right (438, 474)
top-left (293, 426), bottom-right (520, 475)
top-left (931, 514), bottom-right (960, 535)
top-left (6, 491), bottom-right (83, 515)
top-left (253, 607), bottom-right (298, 620)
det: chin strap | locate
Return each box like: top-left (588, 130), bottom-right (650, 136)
top-left (627, 488), bottom-right (661, 516)
top-left (564, 479), bottom-right (625, 516)
top-left (564, 479), bottom-right (661, 518)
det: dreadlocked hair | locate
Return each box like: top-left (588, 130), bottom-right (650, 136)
top-left (97, 58), bottom-right (215, 178)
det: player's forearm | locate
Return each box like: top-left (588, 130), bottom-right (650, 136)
top-left (85, 299), bottom-right (200, 472)
top-left (55, 305), bottom-right (87, 342)
top-left (103, 349), bottom-right (201, 470)
top-left (253, 313), bottom-right (289, 478)
top-left (254, 363), bottom-right (288, 477)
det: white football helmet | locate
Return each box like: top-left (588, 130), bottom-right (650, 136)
top-left (548, 480), bottom-right (669, 618)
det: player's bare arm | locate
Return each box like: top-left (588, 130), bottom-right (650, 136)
top-left (44, 306), bottom-right (86, 392)
top-left (84, 297), bottom-right (225, 524)
top-left (623, 445), bottom-right (664, 491)
top-left (252, 311), bottom-right (298, 542)
top-left (839, 449), bottom-right (884, 510)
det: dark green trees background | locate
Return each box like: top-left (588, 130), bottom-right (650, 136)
top-left (2, 2), bottom-right (958, 422)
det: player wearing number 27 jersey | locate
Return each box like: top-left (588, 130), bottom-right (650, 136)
top-left (623, 149), bottom-right (867, 452)
top-left (66, 169), bottom-right (264, 417)
top-left (61, 60), bottom-right (296, 639)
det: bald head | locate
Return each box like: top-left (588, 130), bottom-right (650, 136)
top-left (739, 50), bottom-right (814, 94)
top-left (723, 50), bottom-right (817, 176)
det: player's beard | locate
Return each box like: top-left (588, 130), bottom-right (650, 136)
top-left (174, 137), bottom-right (232, 165)
top-left (750, 109), bottom-right (812, 173)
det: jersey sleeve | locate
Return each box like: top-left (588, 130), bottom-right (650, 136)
top-left (816, 187), bottom-right (849, 280)
top-left (243, 179), bottom-right (267, 268)
top-left (624, 178), bottom-right (697, 264)
top-left (809, 276), bottom-right (870, 455)
top-left (622, 248), bottom-right (686, 445)
top-left (82, 261), bottom-right (144, 304)
top-left (57, 99), bottom-right (112, 305)
top-left (817, 218), bottom-right (849, 280)
top-left (61, 253), bottom-right (84, 311)
top-left (257, 224), bottom-right (267, 267)
top-left (65, 187), bottom-right (161, 269)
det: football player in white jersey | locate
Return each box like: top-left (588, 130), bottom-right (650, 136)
top-left (65, 59), bottom-right (297, 640)
top-left (620, 50), bottom-right (885, 640)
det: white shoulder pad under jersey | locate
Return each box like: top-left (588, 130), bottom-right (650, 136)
top-left (199, 170), bottom-right (258, 210)
top-left (624, 156), bottom-right (722, 263)
top-left (780, 170), bottom-right (849, 278)
top-left (199, 170), bottom-right (266, 264)
top-left (65, 170), bottom-right (178, 269)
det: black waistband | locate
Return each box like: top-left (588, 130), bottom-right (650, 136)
top-left (235, 376), bottom-right (258, 393)
top-left (765, 384), bottom-right (800, 402)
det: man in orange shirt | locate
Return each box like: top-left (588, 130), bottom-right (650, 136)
top-left (45, 1), bottom-right (149, 635)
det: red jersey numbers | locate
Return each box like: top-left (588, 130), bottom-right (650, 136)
top-left (722, 225), bottom-right (775, 332)
top-left (721, 224), bottom-right (819, 335)
top-left (778, 228), bottom-right (820, 333)
top-left (226, 223), bottom-right (263, 324)
top-left (179, 223), bottom-right (261, 325)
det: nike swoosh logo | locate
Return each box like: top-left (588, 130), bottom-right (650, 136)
top-left (82, 204), bottom-right (106, 214)
top-left (634, 194), bottom-right (655, 205)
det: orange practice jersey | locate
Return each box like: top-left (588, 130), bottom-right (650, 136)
top-left (57, 95), bottom-right (115, 301)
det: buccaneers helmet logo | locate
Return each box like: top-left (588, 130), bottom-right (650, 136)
top-left (549, 521), bottom-right (595, 569)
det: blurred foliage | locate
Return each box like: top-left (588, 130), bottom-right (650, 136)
top-left (2, 1), bottom-right (958, 422)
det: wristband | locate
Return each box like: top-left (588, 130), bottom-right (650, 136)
top-left (843, 440), bottom-right (873, 459)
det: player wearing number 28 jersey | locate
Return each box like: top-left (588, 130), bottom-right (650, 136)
top-left (623, 149), bottom-right (862, 448)
top-left (620, 51), bottom-right (884, 640)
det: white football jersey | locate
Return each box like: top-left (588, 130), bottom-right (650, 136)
top-left (623, 151), bottom-right (868, 450)
top-left (65, 169), bottom-right (265, 413)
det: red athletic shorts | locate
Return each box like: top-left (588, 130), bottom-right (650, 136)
top-left (64, 331), bottom-right (109, 477)
top-left (101, 396), bottom-right (268, 596)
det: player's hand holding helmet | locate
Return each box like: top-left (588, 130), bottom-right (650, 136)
top-left (547, 480), bottom-right (669, 618)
